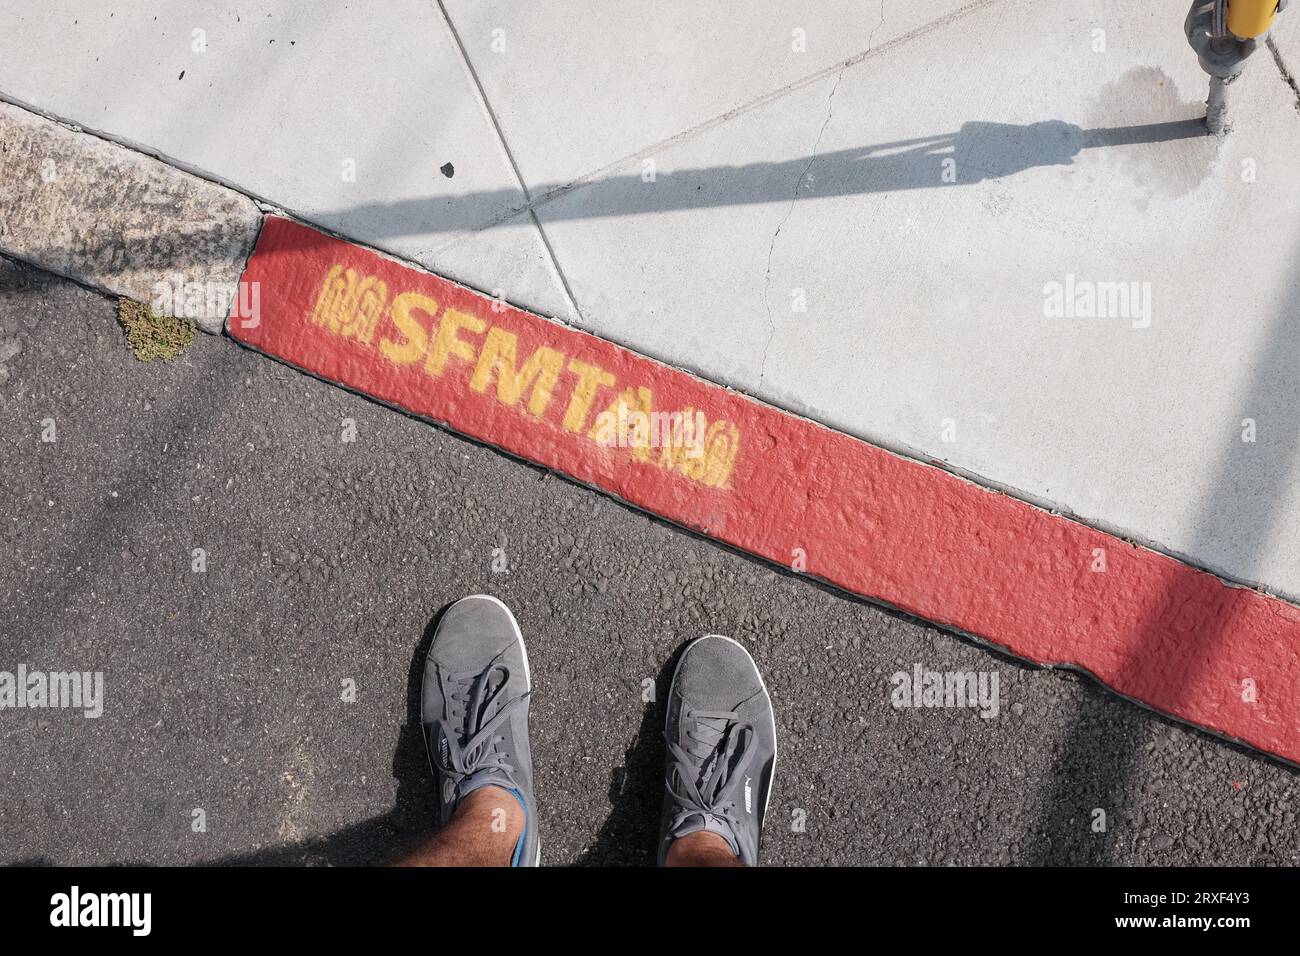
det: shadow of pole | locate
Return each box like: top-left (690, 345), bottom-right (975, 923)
top-left (319, 117), bottom-right (1210, 237)
top-left (2, 116), bottom-right (1213, 283)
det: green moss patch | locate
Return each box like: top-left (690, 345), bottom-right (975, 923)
top-left (117, 299), bottom-right (195, 362)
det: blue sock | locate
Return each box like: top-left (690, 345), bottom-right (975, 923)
top-left (506, 787), bottom-right (529, 867)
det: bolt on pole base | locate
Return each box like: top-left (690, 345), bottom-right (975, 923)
top-left (1185, 1), bottom-right (1272, 138)
top-left (1207, 74), bottom-right (1233, 136)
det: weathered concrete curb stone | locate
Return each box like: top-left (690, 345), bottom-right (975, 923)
top-left (0, 100), bottom-right (261, 333)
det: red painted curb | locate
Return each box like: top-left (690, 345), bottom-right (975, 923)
top-left (231, 216), bottom-right (1300, 765)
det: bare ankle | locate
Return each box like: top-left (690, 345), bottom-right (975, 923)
top-left (391, 785), bottom-right (525, 867)
top-left (665, 830), bottom-right (744, 867)
top-left (458, 785), bottom-right (525, 843)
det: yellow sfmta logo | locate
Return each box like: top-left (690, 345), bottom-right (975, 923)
top-left (589, 386), bottom-right (739, 490)
top-left (312, 265), bottom-right (390, 344)
top-left (309, 265), bottom-right (740, 490)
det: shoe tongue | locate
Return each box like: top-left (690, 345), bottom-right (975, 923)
top-left (689, 715), bottom-right (732, 794)
top-left (673, 813), bottom-right (740, 857)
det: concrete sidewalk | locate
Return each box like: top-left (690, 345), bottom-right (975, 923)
top-left (2, 0), bottom-right (1300, 599)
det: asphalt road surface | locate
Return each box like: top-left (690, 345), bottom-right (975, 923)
top-left (1, 255), bottom-right (1297, 866)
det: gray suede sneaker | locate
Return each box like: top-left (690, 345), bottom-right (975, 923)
top-left (421, 595), bottom-right (538, 866)
top-left (658, 635), bottom-right (777, 866)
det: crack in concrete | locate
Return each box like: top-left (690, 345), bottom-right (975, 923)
top-left (758, 65), bottom-right (846, 387)
top-left (1266, 36), bottom-right (1300, 116)
top-left (868, 0), bottom-right (888, 53)
top-left (425, 0), bottom-right (996, 252)
top-left (432, 0), bottom-right (587, 325)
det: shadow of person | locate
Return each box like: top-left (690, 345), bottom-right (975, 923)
top-left (573, 646), bottom-right (685, 867)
